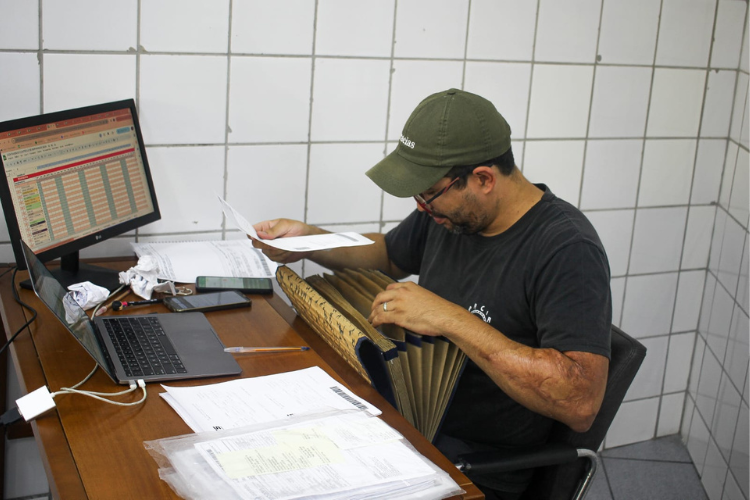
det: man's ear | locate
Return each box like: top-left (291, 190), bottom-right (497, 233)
top-left (471, 165), bottom-right (497, 193)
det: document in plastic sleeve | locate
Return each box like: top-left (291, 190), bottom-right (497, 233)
top-left (144, 411), bottom-right (465, 500)
top-left (193, 413), bottom-right (454, 500)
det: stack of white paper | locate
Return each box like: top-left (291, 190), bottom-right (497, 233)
top-left (146, 412), bottom-right (464, 500)
top-left (152, 367), bottom-right (463, 499)
top-left (160, 367), bottom-right (382, 433)
top-left (132, 240), bottom-right (278, 283)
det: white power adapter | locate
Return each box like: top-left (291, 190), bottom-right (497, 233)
top-left (16, 386), bottom-right (56, 422)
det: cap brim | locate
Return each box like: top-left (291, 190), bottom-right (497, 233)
top-left (366, 148), bottom-right (452, 198)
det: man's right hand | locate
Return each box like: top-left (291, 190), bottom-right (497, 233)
top-left (251, 219), bottom-right (398, 278)
top-left (251, 218), bottom-right (325, 264)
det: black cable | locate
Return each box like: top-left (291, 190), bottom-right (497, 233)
top-left (0, 406), bottom-right (22, 427)
top-left (0, 267), bottom-right (38, 357)
top-left (0, 267), bottom-right (33, 429)
top-left (0, 266), bottom-right (13, 281)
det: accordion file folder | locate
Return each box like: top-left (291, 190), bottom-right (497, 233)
top-left (276, 265), bottom-right (467, 442)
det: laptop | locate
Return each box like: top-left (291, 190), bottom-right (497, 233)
top-left (21, 241), bottom-right (242, 385)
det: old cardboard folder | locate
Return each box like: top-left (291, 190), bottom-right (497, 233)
top-left (276, 266), bottom-right (467, 442)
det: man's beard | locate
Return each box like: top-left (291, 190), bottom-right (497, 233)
top-left (432, 208), bottom-right (488, 235)
top-left (429, 190), bottom-right (495, 235)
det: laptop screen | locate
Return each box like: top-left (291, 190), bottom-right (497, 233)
top-left (21, 241), bottom-right (114, 378)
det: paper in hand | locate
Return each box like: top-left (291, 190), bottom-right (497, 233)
top-left (217, 195), bottom-right (261, 238)
top-left (217, 195), bottom-right (374, 252)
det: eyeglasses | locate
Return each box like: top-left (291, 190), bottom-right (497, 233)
top-left (414, 177), bottom-right (459, 215)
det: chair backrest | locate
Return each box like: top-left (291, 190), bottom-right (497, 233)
top-left (522, 325), bottom-right (647, 500)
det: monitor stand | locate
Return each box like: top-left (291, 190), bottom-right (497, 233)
top-left (20, 252), bottom-right (123, 292)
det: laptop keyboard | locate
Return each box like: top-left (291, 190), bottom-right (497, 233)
top-left (101, 317), bottom-right (186, 378)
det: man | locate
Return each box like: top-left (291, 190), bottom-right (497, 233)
top-left (253, 89), bottom-right (611, 499)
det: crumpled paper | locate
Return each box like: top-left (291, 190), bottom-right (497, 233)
top-left (119, 255), bottom-right (176, 300)
top-left (67, 281), bottom-right (110, 310)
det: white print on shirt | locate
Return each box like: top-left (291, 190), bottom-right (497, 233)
top-left (468, 303), bottom-right (492, 324)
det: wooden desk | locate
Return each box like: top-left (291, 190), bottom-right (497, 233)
top-left (0, 260), bottom-right (482, 500)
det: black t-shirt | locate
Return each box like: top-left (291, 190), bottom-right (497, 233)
top-left (384, 185), bottom-right (611, 452)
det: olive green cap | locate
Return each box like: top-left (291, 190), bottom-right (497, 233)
top-left (366, 88), bottom-right (512, 198)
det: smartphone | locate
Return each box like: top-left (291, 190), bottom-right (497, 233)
top-left (196, 276), bottom-right (274, 295)
top-left (163, 290), bottom-right (251, 313)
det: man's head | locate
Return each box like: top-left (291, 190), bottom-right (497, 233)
top-left (366, 88), bottom-right (513, 198)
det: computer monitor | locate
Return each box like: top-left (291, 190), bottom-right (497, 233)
top-left (0, 99), bottom-right (161, 291)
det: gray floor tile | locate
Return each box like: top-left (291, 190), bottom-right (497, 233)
top-left (602, 457), bottom-right (708, 500)
top-left (600, 435), bottom-right (692, 463)
top-left (584, 462), bottom-right (614, 500)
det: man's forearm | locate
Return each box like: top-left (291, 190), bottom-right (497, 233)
top-left (368, 282), bottom-right (609, 431)
top-left (307, 233), bottom-right (409, 279)
top-left (446, 310), bottom-right (608, 432)
top-left (255, 221), bottom-right (407, 279)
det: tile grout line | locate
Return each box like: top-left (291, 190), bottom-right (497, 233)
top-left (12, 46), bottom-right (749, 75)
top-left (138, 135), bottom-right (749, 147)
top-left (598, 454), bottom-right (617, 499)
top-left (37, 0), bottom-right (43, 114)
top-left (519, 0), bottom-right (541, 174)
top-left (378, 0), bottom-right (400, 235)
top-left (684, 386), bottom-right (733, 484)
top-left (658, 0), bottom-right (722, 444)
top-left (220, 0), bottom-right (234, 241)
top-left (460, 0), bottom-right (471, 91)
top-left (576, 0), bottom-right (605, 210)
top-left (704, 9), bottom-right (750, 331)
top-left (693, 264), bottom-right (748, 400)
top-left (300, 0), bottom-right (320, 278)
top-left (613, 0), bottom-right (665, 370)
top-left (600, 455), bottom-right (697, 465)
top-left (134, 0), bottom-right (143, 245)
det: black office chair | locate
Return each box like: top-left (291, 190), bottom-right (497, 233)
top-left (455, 325), bottom-right (647, 500)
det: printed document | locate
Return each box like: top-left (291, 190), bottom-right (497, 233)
top-left (217, 195), bottom-right (374, 252)
top-left (194, 413), bottom-right (440, 499)
top-left (131, 240), bottom-right (277, 283)
top-left (145, 411), bottom-right (464, 500)
top-left (160, 366), bottom-right (382, 433)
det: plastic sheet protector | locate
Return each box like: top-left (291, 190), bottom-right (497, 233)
top-left (145, 411), bottom-right (464, 500)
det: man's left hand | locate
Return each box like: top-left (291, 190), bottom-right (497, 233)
top-left (368, 281), bottom-right (468, 336)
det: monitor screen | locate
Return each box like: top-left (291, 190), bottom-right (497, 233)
top-left (0, 99), bottom-right (160, 291)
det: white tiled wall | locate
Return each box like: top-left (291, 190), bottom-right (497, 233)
top-left (0, 1), bottom-right (748, 498)
top-left (683, 48), bottom-right (750, 499)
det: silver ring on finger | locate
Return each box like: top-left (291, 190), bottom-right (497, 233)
top-left (383, 302), bottom-right (388, 312)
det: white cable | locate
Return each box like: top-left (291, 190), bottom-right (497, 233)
top-left (51, 384), bottom-right (147, 407)
top-left (56, 365), bottom-right (133, 396)
top-left (67, 365), bottom-right (99, 390)
top-left (90, 284), bottom-right (127, 319)
top-left (49, 364), bottom-right (148, 407)
top-left (53, 384), bottom-right (138, 398)
top-left (17, 378), bottom-right (148, 421)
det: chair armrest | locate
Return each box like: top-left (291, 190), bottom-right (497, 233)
top-left (455, 442), bottom-right (582, 475)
